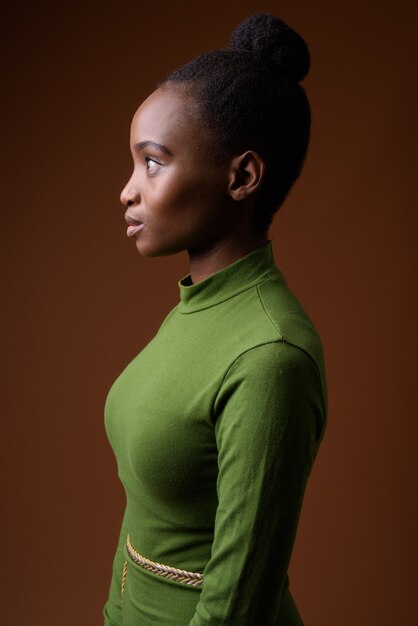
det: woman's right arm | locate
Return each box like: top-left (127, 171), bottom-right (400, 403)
top-left (103, 508), bottom-right (128, 626)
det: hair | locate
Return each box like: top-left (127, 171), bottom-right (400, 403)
top-left (157, 13), bottom-right (311, 233)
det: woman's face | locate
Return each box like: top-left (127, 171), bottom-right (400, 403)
top-left (120, 84), bottom-right (235, 257)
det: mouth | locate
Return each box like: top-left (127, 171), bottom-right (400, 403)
top-left (125, 212), bottom-right (144, 238)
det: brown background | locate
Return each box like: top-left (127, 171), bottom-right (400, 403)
top-left (2, 1), bottom-right (417, 624)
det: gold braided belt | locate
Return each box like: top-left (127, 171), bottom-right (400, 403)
top-left (126, 534), bottom-right (204, 588)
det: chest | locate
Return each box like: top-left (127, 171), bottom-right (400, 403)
top-left (104, 317), bottom-right (225, 501)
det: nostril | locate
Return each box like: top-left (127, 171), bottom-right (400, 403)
top-left (120, 184), bottom-right (139, 207)
top-left (120, 188), bottom-right (133, 207)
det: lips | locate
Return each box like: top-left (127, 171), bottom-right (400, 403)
top-left (127, 223), bottom-right (144, 237)
top-left (125, 212), bottom-right (144, 238)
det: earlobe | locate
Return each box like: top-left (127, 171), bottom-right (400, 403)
top-left (228, 151), bottom-right (265, 201)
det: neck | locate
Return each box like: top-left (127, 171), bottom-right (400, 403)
top-left (187, 233), bottom-right (269, 284)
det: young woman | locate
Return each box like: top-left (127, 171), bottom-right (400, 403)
top-left (103, 13), bottom-right (327, 626)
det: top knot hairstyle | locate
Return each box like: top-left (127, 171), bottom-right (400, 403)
top-left (158, 13), bottom-right (311, 233)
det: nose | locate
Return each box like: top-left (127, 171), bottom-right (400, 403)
top-left (120, 179), bottom-right (140, 207)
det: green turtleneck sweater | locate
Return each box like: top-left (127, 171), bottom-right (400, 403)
top-left (103, 240), bottom-right (327, 626)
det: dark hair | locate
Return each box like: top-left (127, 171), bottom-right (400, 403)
top-left (157, 13), bottom-right (311, 233)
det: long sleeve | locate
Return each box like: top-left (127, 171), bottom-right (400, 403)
top-left (103, 507), bottom-right (129, 626)
top-left (188, 340), bottom-right (325, 626)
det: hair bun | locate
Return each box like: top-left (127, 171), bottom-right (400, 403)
top-left (230, 13), bottom-right (310, 82)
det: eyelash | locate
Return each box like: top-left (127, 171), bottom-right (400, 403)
top-left (144, 156), bottom-right (160, 172)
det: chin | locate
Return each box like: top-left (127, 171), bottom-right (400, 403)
top-left (134, 235), bottom-right (186, 258)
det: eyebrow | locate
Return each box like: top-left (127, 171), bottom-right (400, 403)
top-left (133, 140), bottom-right (173, 156)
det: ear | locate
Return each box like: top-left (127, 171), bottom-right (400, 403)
top-left (227, 151), bottom-right (265, 201)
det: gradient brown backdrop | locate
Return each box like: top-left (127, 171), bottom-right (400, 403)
top-left (2, 1), bottom-right (417, 624)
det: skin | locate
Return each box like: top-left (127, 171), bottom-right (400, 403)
top-left (120, 83), bottom-right (268, 284)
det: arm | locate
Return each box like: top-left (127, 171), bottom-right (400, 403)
top-left (189, 341), bottom-right (325, 626)
top-left (103, 507), bottom-right (129, 626)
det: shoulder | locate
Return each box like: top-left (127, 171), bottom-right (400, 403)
top-left (220, 273), bottom-right (326, 383)
top-left (223, 339), bottom-right (319, 387)
top-left (257, 276), bottom-right (323, 357)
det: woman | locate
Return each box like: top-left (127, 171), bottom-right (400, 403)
top-left (103, 12), bottom-right (327, 626)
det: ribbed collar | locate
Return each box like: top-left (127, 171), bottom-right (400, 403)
top-left (177, 240), bottom-right (281, 314)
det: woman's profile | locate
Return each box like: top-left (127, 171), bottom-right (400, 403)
top-left (103, 12), bottom-right (327, 626)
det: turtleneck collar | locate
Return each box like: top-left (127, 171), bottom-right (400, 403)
top-left (177, 240), bottom-right (282, 314)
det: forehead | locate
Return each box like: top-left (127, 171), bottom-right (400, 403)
top-left (130, 85), bottom-right (202, 150)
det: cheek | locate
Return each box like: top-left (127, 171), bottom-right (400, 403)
top-left (149, 175), bottom-right (212, 220)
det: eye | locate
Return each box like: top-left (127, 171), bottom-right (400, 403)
top-left (144, 156), bottom-right (160, 173)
